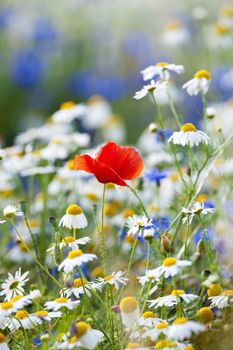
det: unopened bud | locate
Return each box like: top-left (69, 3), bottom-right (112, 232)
top-left (160, 234), bottom-right (171, 253)
top-left (111, 305), bottom-right (121, 313)
top-left (197, 239), bottom-right (205, 255)
top-left (20, 201), bottom-right (27, 215)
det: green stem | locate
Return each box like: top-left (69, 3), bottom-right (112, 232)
top-left (150, 93), bottom-right (164, 130)
top-left (167, 89), bottom-right (182, 127)
top-left (129, 186), bottom-right (150, 219)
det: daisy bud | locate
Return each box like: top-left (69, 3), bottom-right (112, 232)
top-left (197, 307), bottom-right (214, 324)
top-left (197, 239), bottom-right (205, 255)
top-left (207, 284), bottom-right (222, 297)
top-left (148, 123), bottom-right (159, 133)
top-left (111, 305), bottom-right (121, 313)
top-left (160, 234), bottom-right (171, 253)
top-left (53, 243), bottom-right (62, 265)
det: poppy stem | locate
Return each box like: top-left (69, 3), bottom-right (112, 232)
top-left (101, 184), bottom-right (107, 274)
top-left (128, 186), bottom-right (150, 219)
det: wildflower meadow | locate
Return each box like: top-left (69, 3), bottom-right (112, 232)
top-left (1, 1), bottom-right (233, 350)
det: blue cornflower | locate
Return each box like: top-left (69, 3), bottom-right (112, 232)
top-left (193, 227), bottom-right (214, 244)
top-left (144, 168), bottom-right (168, 186)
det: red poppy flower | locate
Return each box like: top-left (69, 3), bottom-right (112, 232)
top-left (74, 141), bottom-right (143, 186)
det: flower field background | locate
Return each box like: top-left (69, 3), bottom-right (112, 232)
top-left (0, 1), bottom-right (233, 349)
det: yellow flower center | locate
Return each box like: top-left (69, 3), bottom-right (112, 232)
top-left (55, 297), bottom-right (68, 304)
top-left (166, 21), bottom-right (182, 31)
top-left (155, 340), bottom-right (178, 349)
top-left (142, 311), bottom-right (156, 318)
top-left (181, 123), bottom-right (197, 132)
top-left (62, 236), bottom-right (75, 244)
top-left (85, 192), bottom-right (98, 201)
top-left (11, 295), bottom-right (23, 302)
top-left (183, 347), bottom-right (195, 350)
top-left (196, 194), bottom-right (209, 202)
top-left (223, 290), bottom-right (233, 296)
top-left (16, 310), bottom-right (29, 319)
top-left (120, 297), bottom-right (139, 313)
top-left (66, 204), bottom-right (83, 215)
top-left (75, 321), bottom-right (90, 338)
top-left (1, 302), bottom-right (13, 310)
top-left (125, 234), bottom-right (136, 245)
top-left (156, 322), bottom-right (169, 329)
top-left (163, 257), bottom-right (177, 267)
top-left (68, 249), bottom-right (83, 259)
top-left (207, 284), bottom-right (223, 297)
top-left (60, 101), bottom-right (76, 110)
top-left (73, 278), bottom-right (87, 288)
top-left (35, 310), bottom-right (49, 318)
top-left (221, 6), bottom-right (233, 17)
top-left (197, 307), bottom-right (214, 323)
top-left (127, 343), bottom-right (141, 349)
top-left (156, 62), bottom-right (169, 67)
top-left (69, 336), bottom-right (78, 344)
top-left (171, 289), bottom-right (185, 296)
top-left (91, 266), bottom-right (104, 278)
top-left (174, 317), bottom-right (188, 325)
top-left (0, 333), bottom-right (5, 343)
top-left (104, 202), bottom-right (119, 217)
top-left (122, 208), bottom-right (135, 219)
top-left (194, 69), bottom-right (211, 80)
top-left (103, 275), bottom-right (114, 281)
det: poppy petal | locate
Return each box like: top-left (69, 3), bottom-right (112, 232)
top-left (96, 141), bottom-right (143, 180)
top-left (74, 155), bottom-right (128, 186)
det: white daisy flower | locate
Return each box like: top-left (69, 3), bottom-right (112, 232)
top-left (183, 69), bottom-right (211, 96)
top-left (209, 290), bottom-right (233, 309)
top-left (164, 21), bottom-right (189, 46)
top-left (97, 271), bottom-right (128, 290)
top-left (138, 269), bottom-right (160, 287)
top-left (58, 249), bottom-right (97, 274)
top-left (0, 301), bottom-right (18, 323)
top-left (134, 80), bottom-right (166, 100)
top-left (120, 297), bottom-right (140, 327)
top-left (0, 333), bottom-right (10, 350)
top-left (182, 201), bottom-right (215, 224)
top-left (144, 321), bottom-right (169, 341)
top-left (34, 310), bottom-right (62, 323)
top-left (69, 321), bottom-right (104, 349)
top-left (7, 309), bottom-right (40, 331)
top-left (3, 205), bottom-right (23, 219)
top-left (154, 339), bottom-right (188, 350)
top-left (59, 204), bottom-right (88, 230)
top-left (45, 297), bottom-right (79, 311)
top-left (141, 62), bottom-right (184, 81)
top-left (52, 101), bottom-right (88, 124)
top-left (10, 294), bottom-right (34, 309)
top-left (167, 317), bottom-right (205, 341)
top-left (47, 236), bottom-right (91, 254)
top-left (63, 277), bottom-right (100, 298)
top-left (153, 257), bottom-right (191, 279)
top-left (127, 215), bottom-right (152, 238)
top-left (168, 123), bottom-right (210, 147)
top-left (0, 268), bottom-right (29, 300)
top-left (148, 290), bottom-right (198, 309)
top-left (138, 311), bottom-right (162, 327)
